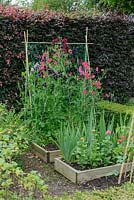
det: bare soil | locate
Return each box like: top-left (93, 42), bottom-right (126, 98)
top-left (20, 150), bottom-right (130, 197)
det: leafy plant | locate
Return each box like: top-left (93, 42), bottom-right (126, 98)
top-left (0, 104), bottom-right (48, 199)
top-left (55, 123), bottom-right (82, 163)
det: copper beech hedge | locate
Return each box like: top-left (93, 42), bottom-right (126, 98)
top-left (0, 5), bottom-right (134, 109)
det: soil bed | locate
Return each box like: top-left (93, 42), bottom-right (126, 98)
top-left (20, 150), bottom-right (130, 196)
top-left (42, 143), bottom-right (59, 151)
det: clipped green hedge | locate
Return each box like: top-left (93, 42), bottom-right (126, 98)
top-left (97, 100), bottom-right (134, 114)
top-left (0, 5), bottom-right (134, 109)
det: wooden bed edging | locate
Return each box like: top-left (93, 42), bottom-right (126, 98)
top-left (31, 143), bottom-right (61, 163)
top-left (54, 157), bottom-right (132, 184)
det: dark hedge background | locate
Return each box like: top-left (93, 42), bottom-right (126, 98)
top-left (0, 6), bottom-right (134, 109)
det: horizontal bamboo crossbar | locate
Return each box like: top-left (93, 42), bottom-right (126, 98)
top-left (22, 41), bottom-right (93, 45)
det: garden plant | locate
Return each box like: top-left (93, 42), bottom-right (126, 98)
top-left (22, 37), bottom-right (134, 172)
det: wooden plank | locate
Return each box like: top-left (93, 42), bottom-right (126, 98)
top-left (31, 143), bottom-right (48, 162)
top-left (31, 143), bottom-right (61, 163)
top-left (54, 157), bottom-right (132, 184)
top-left (77, 163), bottom-right (132, 183)
top-left (55, 158), bottom-right (77, 183)
top-left (49, 150), bottom-right (61, 162)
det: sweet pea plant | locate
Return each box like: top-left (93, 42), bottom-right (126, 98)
top-left (23, 37), bottom-right (105, 145)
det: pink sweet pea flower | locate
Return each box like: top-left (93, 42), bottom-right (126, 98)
top-left (89, 74), bottom-right (95, 79)
top-left (84, 72), bottom-right (89, 79)
top-left (82, 62), bottom-right (89, 70)
top-left (91, 91), bottom-right (95, 95)
top-left (53, 60), bottom-right (58, 65)
top-left (106, 130), bottom-right (111, 135)
top-left (68, 72), bottom-right (73, 76)
top-left (64, 60), bottom-right (69, 65)
top-left (46, 58), bottom-right (52, 64)
top-left (105, 93), bottom-right (110, 98)
top-left (42, 51), bottom-right (47, 61)
top-left (68, 49), bottom-right (72, 54)
top-left (78, 66), bottom-right (84, 75)
top-left (43, 73), bottom-right (48, 78)
top-left (83, 89), bottom-right (87, 95)
top-left (94, 81), bottom-right (101, 89)
top-left (62, 38), bottom-right (67, 44)
top-left (6, 59), bottom-right (10, 65)
top-left (96, 66), bottom-right (99, 72)
top-left (52, 37), bottom-right (59, 45)
top-left (39, 61), bottom-right (45, 71)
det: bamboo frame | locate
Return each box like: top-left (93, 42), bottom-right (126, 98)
top-left (22, 41), bottom-right (93, 45)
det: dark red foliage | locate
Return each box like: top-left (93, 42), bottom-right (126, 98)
top-left (0, 5), bottom-right (134, 109)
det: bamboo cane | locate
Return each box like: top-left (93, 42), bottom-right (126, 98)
top-left (85, 27), bottom-right (91, 74)
top-left (24, 30), bottom-right (32, 110)
top-left (130, 155), bottom-right (134, 182)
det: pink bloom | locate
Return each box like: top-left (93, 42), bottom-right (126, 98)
top-left (62, 38), bottom-right (67, 44)
top-left (83, 89), bottom-right (87, 95)
top-left (68, 49), bottom-right (72, 54)
top-left (82, 62), bottom-right (89, 70)
top-left (106, 130), bottom-right (111, 135)
top-left (105, 93), bottom-right (110, 98)
top-left (96, 66), bottom-right (99, 72)
top-left (84, 72), bottom-right (90, 79)
top-left (68, 72), bottom-right (73, 76)
top-left (120, 135), bottom-right (125, 139)
top-left (101, 69), bottom-right (104, 72)
top-left (94, 81), bottom-right (101, 89)
top-left (46, 58), bottom-right (52, 64)
top-left (6, 59), bottom-right (10, 65)
top-left (78, 66), bottom-right (84, 75)
top-left (56, 52), bottom-right (60, 57)
top-left (39, 61), bottom-right (45, 71)
top-left (52, 37), bottom-right (59, 45)
top-left (43, 73), bottom-right (48, 78)
top-left (53, 60), bottom-right (58, 65)
top-left (91, 91), bottom-right (95, 95)
top-left (117, 139), bottom-right (122, 143)
top-left (42, 51), bottom-right (47, 60)
top-left (89, 74), bottom-right (95, 79)
top-left (64, 60), bottom-right (69, 65)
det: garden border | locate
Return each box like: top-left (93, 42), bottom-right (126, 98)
top-left (31, 143), bottom-right (61, 163)
top-left (55, 157), bottom-right (132, 184)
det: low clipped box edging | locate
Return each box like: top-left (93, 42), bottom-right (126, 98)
top-left (31, 143), bottom-right (61, 163)
top-left (54, 157), bottom-right (132, 184)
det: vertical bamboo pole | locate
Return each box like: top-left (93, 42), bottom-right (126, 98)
top-left (130, 155), bottom-right (134, 182)
top-left (24, 30), bottom-right (32, 110)
top-left (85, 27), bottom-right (91, 74)
top-left (118, 113), bottom-right (134, 184)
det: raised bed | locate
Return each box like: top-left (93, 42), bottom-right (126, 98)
top-left (31, 143), bottom-right (61, 163)
top-left (55, 157), bottom-right (132, 184)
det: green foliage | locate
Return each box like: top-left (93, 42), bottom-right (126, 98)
top-left (56, 123), bottom-right (82, 163)
top-left (100, 0), bottom-right (134, 13)
top-left (31, 0), bottom-right (99, 12)
top-left (0, 104), bottom-right (48, 199)
top-left (0, 0), bottom-right (12, 6)
top-left (97, 100), bottom-right (134, 114)
top-left (57, 108), bottom-right (132, 169)
top-left (0, 6), bottom-right (133, 108)
top-left (22, 39), bottom-right (104, 145)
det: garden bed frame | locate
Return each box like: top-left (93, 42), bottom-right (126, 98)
top-left (55, 157), bottom-right (132, 184)
top-left (31, 143), bottom-right (61, 163)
